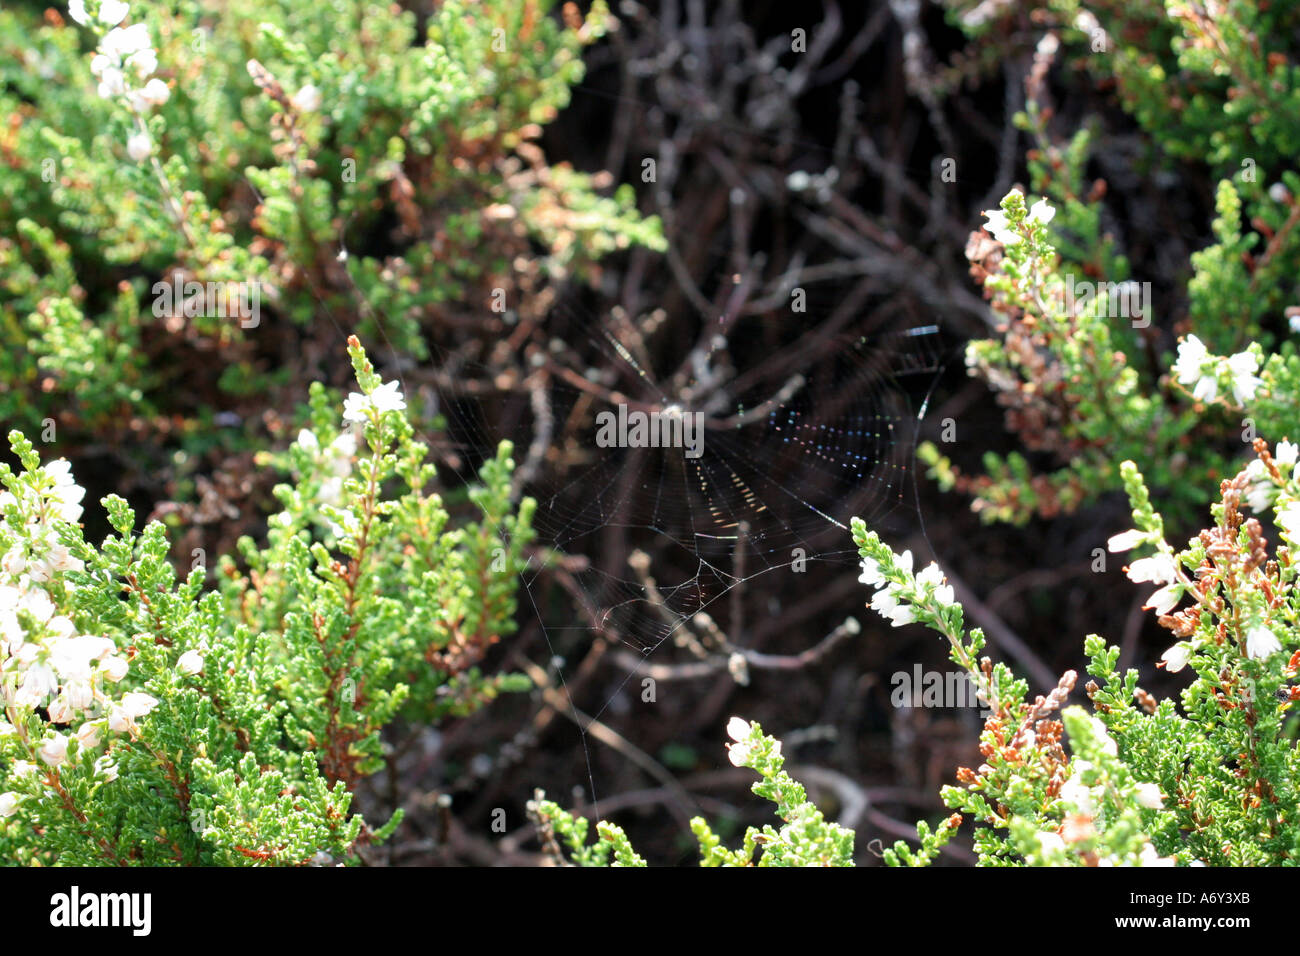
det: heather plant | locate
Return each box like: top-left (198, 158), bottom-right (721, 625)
top-left (0, 337), bottom-right (535, 865)
top-left (1, 0), bottom-right (662, 517)
top-left (528, 717), bottom-right (855, 867)
top-left (859, 442), bottom-right (1300, 866)
top-left (920, 1), bottom-right (1300, 525)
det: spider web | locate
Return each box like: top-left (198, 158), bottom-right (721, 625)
top-left (351, 266), bottom-right (952, 814)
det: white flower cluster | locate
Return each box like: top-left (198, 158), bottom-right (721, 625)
top-left (296, 428), bottom-right (357, 507)
top-left (980, 191), bottom-right (1055, 247)
top-left (725, 715), bottom-right (772, 767)
top-left (68, 0), bottom-right (169, 161)
top-left (858, 550), bottom-right (955, 628)
top-left (0, 458), bottom-right (174, 817)
top-left (1110, 508), bottom-right (1285, 671)
top-left (1171, 334), bottom-right (1261, 406)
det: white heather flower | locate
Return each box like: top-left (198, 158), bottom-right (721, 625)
top-left (126, 46), bottom-right (157, 79)
top-left (48, 696), bottom-right (75, 725)
top-left (982, 208), bottom-right (1020, 245)
top-left (1172, 334), bottom-right (1217, 401)
top-left (1, 548), bottom-right (26, 578)
top-left (1134, 783), bottom-right (1164, 809)
top-left (1090, 716), bottom-right (1118, 756)
top-left (297, 428), bottom-right (320, 452)
top-left (726, 716), bottom-right (751, 742)
top-left (342, 380), bottom-right (406, 422)
top-left (858, 556), bottom-right (885, 588)
top-left (1278, 501), bottom-right (1300, 538)
top-left (870, 586), bottom-right (900, 616)
top-left (43, 459), bottom-right (86, 523)
top-left (177, 649), bottom-right (204, 675)
top-left (68, 0), bottom-right (89, 24)
top-left (1138, 843), bottom-right (1176, 867)
top-left (1059, 777), bottom-right (1095, 815)
top-left (1144, 582), bottom-right (1182, 615)
top-left (318, 476), bottom-right (344, 508)
top-left (1125, 553), bottom-right (1177, 586)
top-left (94, 755), bottom-right (118, 782)
top-left (1276, 440), bottom-right (1298, 467)
top-left (1036, 831), bottom-right (1065, 855)
top-left (120, 691), bottom-right (158, 718)
top-left (10, 760), bottom-right (36, 778)
top-left (327, 432), bottom-right (357, 476)
top-left (0, 792), bottom-right (19, 817)
top-left (101, 655), bottom-right (129, 682)
top-left (16, 663), bottom-right (58, 709)
top-left (1106, 529), bottom-right (1146, 553)
top-left (895, 549), bottom-right (913, 576)
top-left (1246, 625), bottom-right (1281, 660)
top-left (886, 604), bottom-right (916, 628)
top-left (128, 77), bottom-right (170, 111)
top-left (39, 732), bottom-right (70, 767)
top-left (916, 562), bottom-right (943, 588)
top-left (1164, 642), bottom-right (1190, 671)
top-left (1161, 643), bottom-right (1191, 673)
top-left (126, 130), bottom-right (153, 162)
top-left (98, 0), bottom-right (129, 26)
top-left (1226, 351), bottom-right (1261, 405)
top-left (726, 740), bottom-right (752, 767)
top-left (75, 721), bottom-right (102, 750)
top-left (1028, 198), bottom-right (1056, 225)
top-left (291, 83), bottom-right (322, 113)
top-left (101, 23), bottom-right (152, 61)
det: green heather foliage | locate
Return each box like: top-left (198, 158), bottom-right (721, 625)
top-left (529, 717), bottom-right (855, 867)
top-left (0, 338), bottom-right (535, 864)
top-left (921, 0), bottom-right (1300, 525)
top-left (0, 0), bottom-right (663, 487)
top-left (857, 445), bottom-right (1300, 866)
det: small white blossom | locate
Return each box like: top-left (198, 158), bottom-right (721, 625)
top-left (101, 655), bottom-right (129, 682)
top-left (1125, 553), bottom-right (1177, 586)
top-left (1278, 501), bottom-right (1300, 538)
top-left (1172, 334), bottom-right (1216, 401)
top-left (1060, 777), bottom-right (1095, 815)
top-left (725, 716), bottom-right (751, 742)
top-left (126, 130), bottom-right (152, 162)
top-left (342, 380), bottom-right (405, 423)
top-left (0, 792), bottom-right (20, 817)
top-left (291, 83), bottom-right (322, 113)
top-left (177, 649), bottom-right (204, 675)
top-left (1106, 529), bottom-right (1146, 552)
top-left (1245, 625), bottom-right (1281, 660)
top-left (1144, 582), bottom-right (1182, 615)
top-left (1028, 198), bottom-right (1056, 225)
top-left (981, 208), bottom-right (1020, 246)
top-left (1226, 351), bottom-right (1261, 405)
top-left (1277, 440), bottom-right (1298, 467)
top-left (1134, 783), bottom-right (1164, 809)
top-left (1161, 643), bottom-right (1191, 673)
top-left (857, 556), bottom-right (885, 588)
top-left (39, 732), bottom-right (70, 767)
top-left (75, 721), bottom-right (102, 750)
